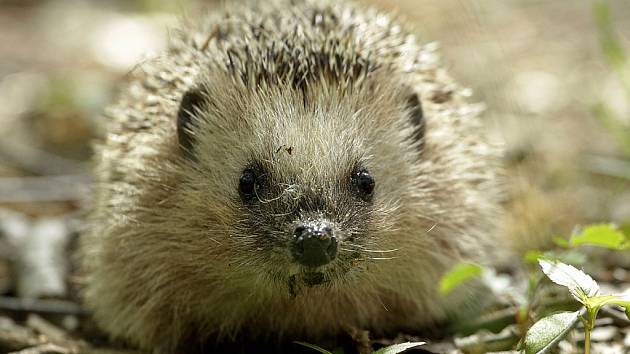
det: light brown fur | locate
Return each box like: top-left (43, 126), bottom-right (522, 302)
top-left (81, 0), bottom-right (503, 351)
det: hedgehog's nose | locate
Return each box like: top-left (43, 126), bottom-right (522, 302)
top-left (292, 222), bottom-right (337, 267)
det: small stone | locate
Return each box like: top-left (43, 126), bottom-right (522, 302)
top-left (612, 268), bottom-right (628, 282)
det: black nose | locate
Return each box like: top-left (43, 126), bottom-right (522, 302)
top-left (292, 222), bottom-right (337, 267)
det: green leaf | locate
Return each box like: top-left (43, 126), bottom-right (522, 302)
top-left (439, 262), bottom-right (483, 295)
top-left (523, 311), bottom-right (580, 354)
top-left (606, 299), bottom-right (630, 310)
top-left (594, 0), bottom-right (627, 68)
top-left (589, 293), bottom-right (630, 313)
top-left (553, 237), bottom-right (570, 248)
top-left (524, 250), bottom-right (545, 263)
top-left (585, 294), bottom-right (622, 309)
top-left (584, 294), bottom-right (620, 325)
top-left (293, 342), bottom-right (334, 354)
top-left (626, 306), bottom-right (630, 321)
top-left (374, 342), bottom-right (425, 354)
top-left (569, 224), bottom-right (627, 250)
top-left (538, 260), bottom-right (599, 304)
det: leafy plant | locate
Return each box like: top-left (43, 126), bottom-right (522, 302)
top-left (593, 0), bottom-right (630, 159)
top-left (521, 260), bottom-right (630, 354)
top-left (439, 223), bottom-right (628, 353)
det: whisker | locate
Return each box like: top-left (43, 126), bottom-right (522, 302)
top-left (341, 243), bottom-right (399, 254)
top-left (357, 248), bottom-right (399, 253)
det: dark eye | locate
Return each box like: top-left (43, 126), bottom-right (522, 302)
top-left (352, 168), bottom-right (375, 199)
top-left (239, 169), bottom-right (258, 201)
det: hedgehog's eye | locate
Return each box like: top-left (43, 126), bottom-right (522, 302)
top-left (352, 168), bottom-right (375, 200)
top-left (239, 169), bottom-right (259, 201)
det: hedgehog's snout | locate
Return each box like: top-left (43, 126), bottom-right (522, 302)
top-left (291, 221), bottom-right (337, 267)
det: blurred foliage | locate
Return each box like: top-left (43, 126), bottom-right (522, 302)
top-left (594, 0), bottom-right (630, 159)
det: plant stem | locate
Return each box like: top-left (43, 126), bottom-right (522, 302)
top-left (584, 327), bottom-right (591, 354)
top-left (578, 312), bottom-right (592, 354)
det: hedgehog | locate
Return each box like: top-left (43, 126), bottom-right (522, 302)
top-left (80, 0), bottom-right (503, 352)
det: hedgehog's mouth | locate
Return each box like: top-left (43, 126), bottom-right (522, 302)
top-left (300, 271), bottom-right (326, 286)
top-left (287, 271), bottom-right (328, 297)
top-left (285, 252), bottom-right (363, 296)
top-left (275, 243), bottom-right (365, 296)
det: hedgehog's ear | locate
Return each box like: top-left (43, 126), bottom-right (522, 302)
top-left (405, 90), bottom-right (425, 144)
top-left (177, 87), bottom-right (206, 159)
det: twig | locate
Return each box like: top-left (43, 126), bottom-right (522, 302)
top-left (0, 175), bottom-right (92, 203)
top-left (454, 324), bottom-right (521, 353)
top-left (0, 296), bottom-right (88, 317)
top-left (0, 316), bottom-right (43, 352)
top-left (0, 140), bottom-right (87, 176)
top-left (26, 315), bottom-right (71, 344)
top-left (585, 154), bottom-right (630, 180)
top-left (8, 343), bottom-right (70, 354)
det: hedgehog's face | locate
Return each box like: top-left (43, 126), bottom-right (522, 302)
top-left (174, 72), bottom-right (423, 291)
top-left (235, 163), bottom-right (375, 269)
top-left (229, 160), bottom-right (379, 290)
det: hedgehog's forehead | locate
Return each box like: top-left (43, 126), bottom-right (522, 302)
top-left (248, 98), bottom-right (364, 184)
top-left (200, 72), bottom-right (402, 183)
